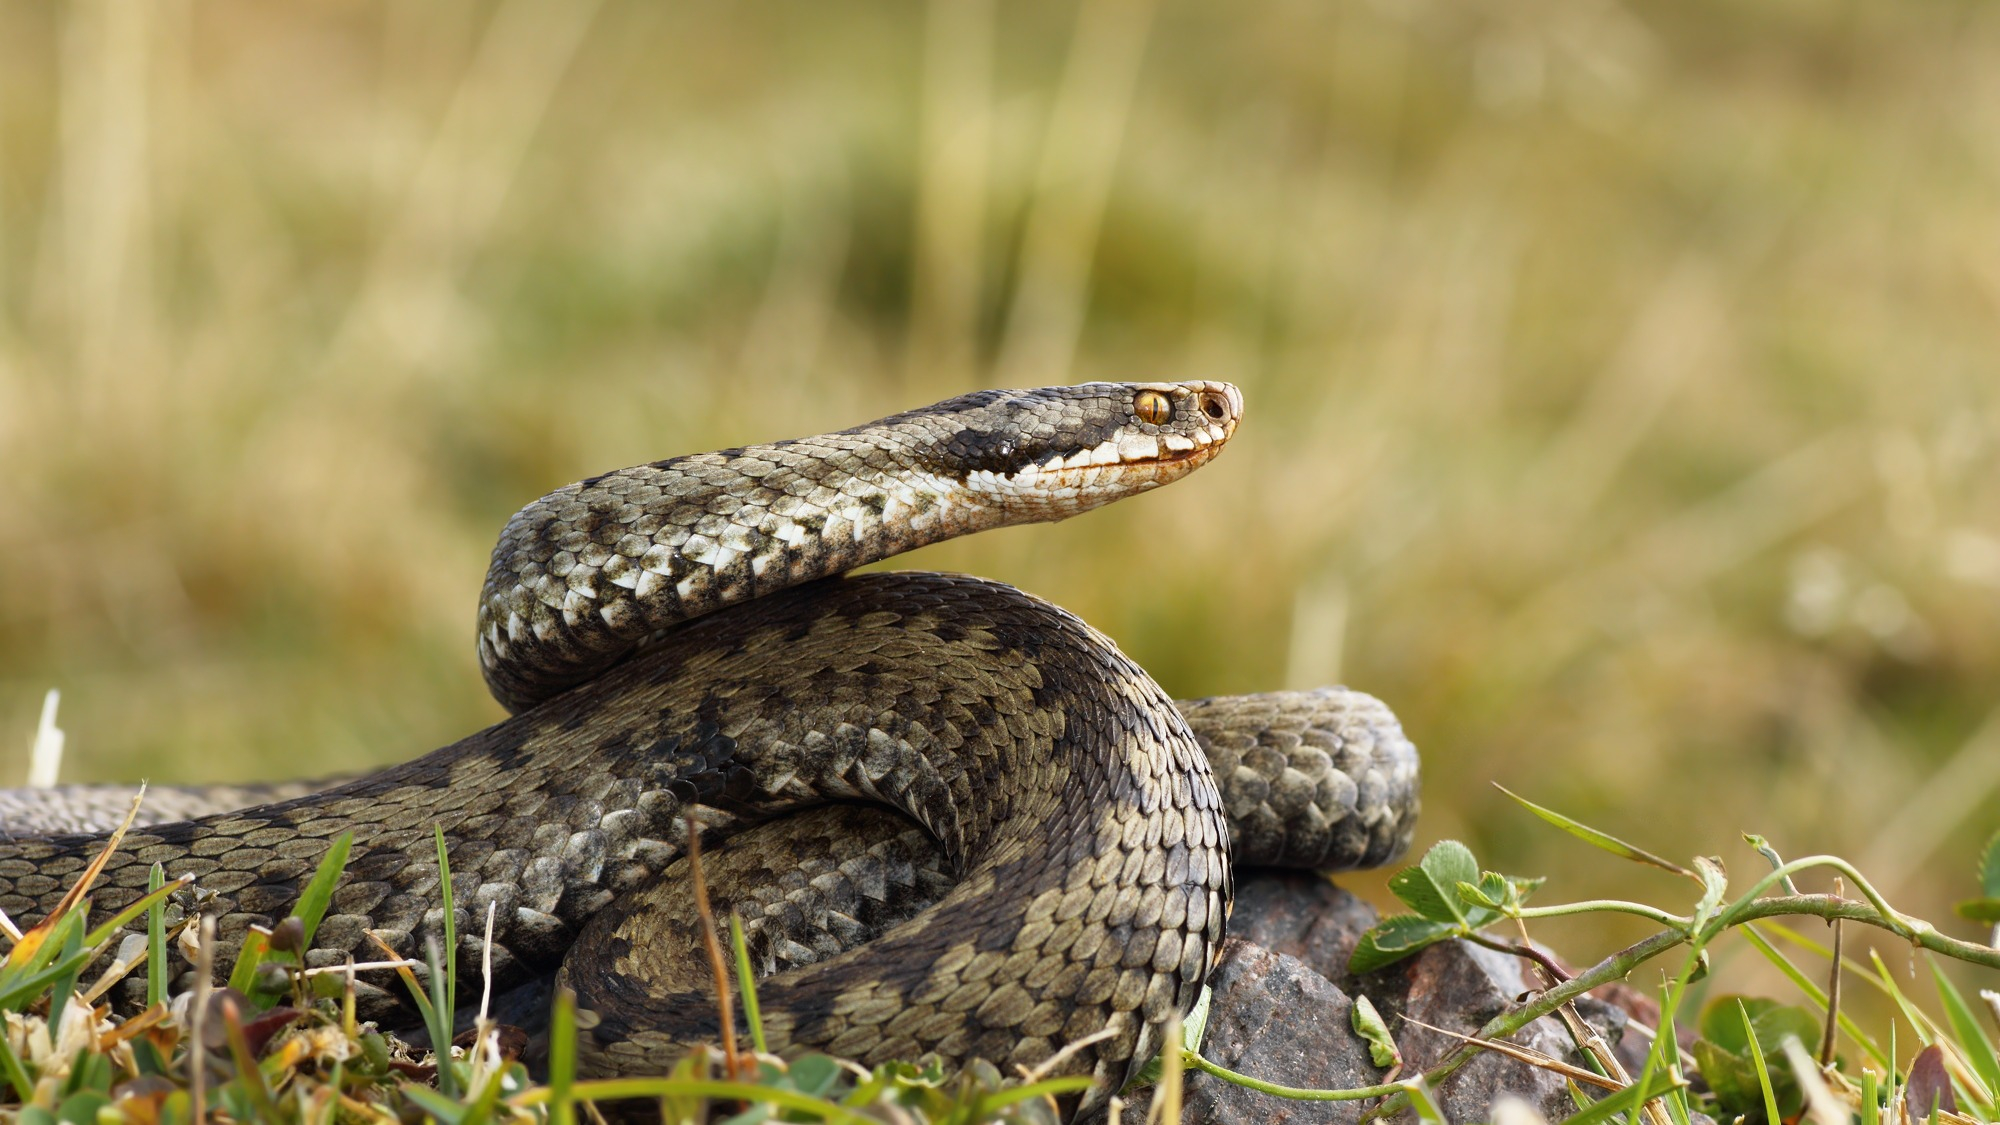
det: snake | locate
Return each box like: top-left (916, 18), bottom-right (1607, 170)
top-left (0, 381), bottom-right (1419, 1117)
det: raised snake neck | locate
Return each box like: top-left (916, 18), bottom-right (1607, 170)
top-left (0, 382), bottom-right (1420, 1117)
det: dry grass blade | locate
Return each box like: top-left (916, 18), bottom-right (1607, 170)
top-left (93, 1003), bottom-right (168, 1051)
top-left (1399, 1016), bottom-right (1626, 1093)
top-left (6, 786), bottom-right (147, 963)
top-left (1021, 1025), bottom-right (1117, 1084)
top-left (1779, 1037), bottom-right (1852, 1125)
top-left (190, 914), bottom-right (216, 1125)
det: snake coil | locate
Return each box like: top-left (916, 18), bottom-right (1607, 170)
top-left (0, 382), bottom-right (1419, 1118)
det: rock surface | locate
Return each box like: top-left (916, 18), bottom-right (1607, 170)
top-left (1183, 871), bottom-right (1634, 1125)
top-left (1183, 939), bottom-right (1382, 1124)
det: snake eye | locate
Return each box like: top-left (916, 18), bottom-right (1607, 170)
top-left (1134, 390), bottom-right (1172, 425)
top-left (1198, 392), bottom-right (1229, 421)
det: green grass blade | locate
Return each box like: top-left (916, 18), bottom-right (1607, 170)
top-left (521, 1079), bottom-right (882, 1124)
top-left (400, 1083), bottom-right (468, 1125)
top-left (1739, 923), bottom-right (1888, 1067)
top-left (292, 830), bottom-right (354, 950)
top-left (1931, 961), bottom-right (2000, 1108)
top-left (1869, 949), bottom-right (1940, 1047)
top-left (1565, 1078), bottom-right (1592, 1115)
top-left (549, 988), bottom-right (578, 1125)
top-left (970, 1075), bottom-right (1094, 1111)
top-left (0, 947), bottom-right (98, 1011)
top-left (1493, 785), bottom-right (1694, 878)
top-left (82, 878), bottom-right (182, 951)
top-left (0, 904), bottom-right (84, 986)
top-left (222, 1002), bottom-right (282, 1122)
top-left (229, 830), bottom-right (355, 1000)
top-left (1646, 974), bottom-right (1697, 1125)
top-left (1564, 1070), bottom-right (1684, 1125)
top-left (1654, 978), bottom-right (1694, 1125)
top-left (225, 928), bottom-right (272, 997)
top-left (0, 1033), bottom-right (32, 1101)
top-left (1762, 921), bottom-right (1963, 1048)
top-left (1401, 1077), bottom-right (1448, 1125)
top-left (435, 826), bottom-right (458, 1022)
top-left (459, 1063), bottom-right (510, 1125)
top-left (44, 911), bottom-right (86, 1032)
top-left (729, 911), bottom-right (767, 1056)
top-left (1886, 1025), bottom-right (1900, 1125)
top-left (1738, 999), bottom-right (1783, 1125)
top-left (425, 937), bottom-right (458, 1100)
top-left (146, 863), bottom-right (168, 1009)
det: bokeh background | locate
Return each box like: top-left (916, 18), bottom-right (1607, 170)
top-left (4, 0), bottom-right (1998, 1004)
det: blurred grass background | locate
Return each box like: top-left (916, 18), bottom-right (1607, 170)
top-left (3, 0), bottom-right (1999, 993)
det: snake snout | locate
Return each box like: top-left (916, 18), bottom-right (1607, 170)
top-left (1180, 380), bottom-right (1242, 431)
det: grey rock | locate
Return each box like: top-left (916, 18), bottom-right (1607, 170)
top-left (1184, 938), bottom-right (1386, 1125)
top-left (1226, 871), bottom-right (1382, 983)
top-left (1181, 872), bottom-right (1640, 1125)
top-left (1370, 939), bottom-right (1621, 1124)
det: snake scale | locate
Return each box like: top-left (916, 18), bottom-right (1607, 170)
top-left (0, 381), bottom-right (1419, 1117)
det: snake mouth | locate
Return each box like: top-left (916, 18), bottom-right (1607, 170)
top-left (1014, 383), bottom-right (1241, 479)
top-left (1000, 442), bottom-right (1224, 498)
top-left (977, 432), bottom-right (1230, 517)
top-left (957, 382), bottom-right (1239, 517)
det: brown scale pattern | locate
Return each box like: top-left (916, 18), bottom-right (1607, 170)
top-left (550, 575), bottom-right (1234, 1110)
top-left (619, 686), bottom-right (1419, 998)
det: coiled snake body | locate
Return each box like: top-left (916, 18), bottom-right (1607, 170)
top-left (0, 382), bottom-right (1419, 1116)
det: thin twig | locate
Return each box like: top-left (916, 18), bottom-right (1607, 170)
top-left (1818, 878), bottom-right (1844, 1067)
top-left (686, 817), bottom-right (741, 1078)
top-left (299, 958), bottom-right (424, 977)
top-left (1464, 932), bottom-right (1573, 983)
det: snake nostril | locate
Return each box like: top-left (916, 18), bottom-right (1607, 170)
top-left (1199, 393), bottom-right (1229, 421)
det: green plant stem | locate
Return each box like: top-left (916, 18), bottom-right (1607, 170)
top-left (1370, 885), bottom-right (2000, 1119)
top-left (1513, 901), bottom-right (1691, 928)
top-left (1722, 895), bottom-right (2000, 970)
top-left (1709, 857), bottom-right (1910, 941)
top-left (1185, 1052), bottom-right (1404, 1101)
top-left (512, 1079), bottom-right (885, 1124)
top-left (1462, 932), bottom-right (1573, 982)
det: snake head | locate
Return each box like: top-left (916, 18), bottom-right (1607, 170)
top-left (890, 380), bottom-right (1243, 521)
